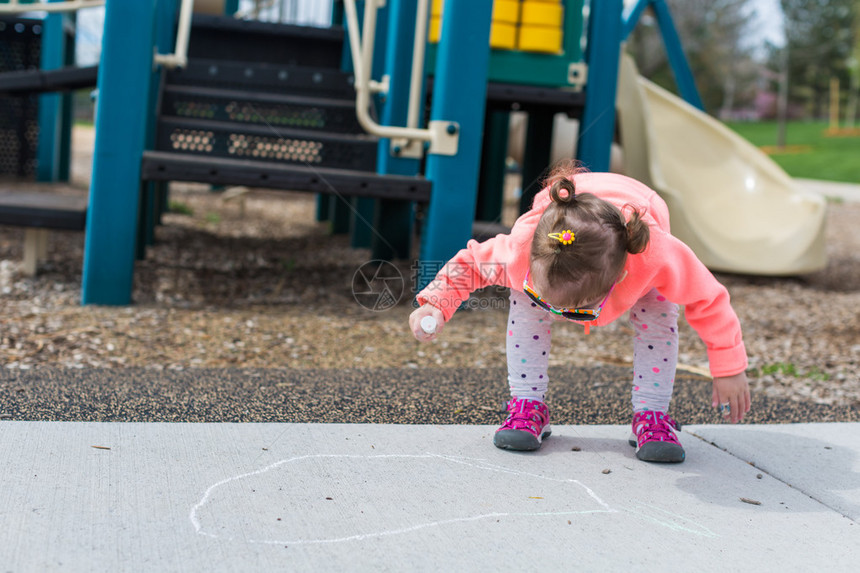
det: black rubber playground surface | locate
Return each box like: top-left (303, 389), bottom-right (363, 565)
top-left (1, 366), bottom-right (856, 425)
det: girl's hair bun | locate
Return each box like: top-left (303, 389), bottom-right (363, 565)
top-left (549, 177), bottom-right (576, 205)
top-left (624, 206), bottom-right (650, 254)
top-left (544, 159), bottom-right (586, 206)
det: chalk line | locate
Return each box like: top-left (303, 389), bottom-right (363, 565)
top-left (189, 452), bottom-right (616, 545)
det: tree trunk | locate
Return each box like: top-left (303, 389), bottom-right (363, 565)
top-left (777, 46), bottom-right (789, 148)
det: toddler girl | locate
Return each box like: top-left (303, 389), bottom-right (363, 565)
top-left (409, 166), bottom-right (750, 463)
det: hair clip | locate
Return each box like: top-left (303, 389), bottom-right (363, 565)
top-left (548, 229), bottom-right (575, 245)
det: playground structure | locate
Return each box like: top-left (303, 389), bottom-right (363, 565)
top-left (0, 0), bottom-right (828, 305)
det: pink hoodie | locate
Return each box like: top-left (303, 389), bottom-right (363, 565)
top-left (416, 172), bottom-right (748, 378)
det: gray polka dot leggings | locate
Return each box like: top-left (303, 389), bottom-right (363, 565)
top-left (507, 288), bottom-right (679, 413)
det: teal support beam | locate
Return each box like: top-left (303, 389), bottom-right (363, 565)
top-left (371, 197), bottom-right (415, 260)
top-left (58, 18), bottom-right (76, 182)
top-left (58, 86), bottom-right (73, 181)
top-left (418, 0), bottom-right (493, 290)
top-left (520, 110), bottom-right (554, 213)
top-left (141, 0), bottom-right (179, 251)
top-left (476, 110), bottom-right (509, 223)
top-left (315, 195), bottom-right (330, 222)
top-left (577, 0), bottom-right (622, 173)
top-left (81, 0), bottom-right (158, 305)
top-left (621, 0), bottom-right (650, 41)
top-left (323, 2), bottom-right (345, 225)
top-left (330, 1), bottom-right (389, 249)
top-left (136, 180), bottom-right (150, 261)
top-left (155, 181), bottom-right (169, 225)
top-left (372, 0), bottom-right (423, 260)
top-left (154, 1), bottom-right (178, 227)
top-left (331, 0), bottom-right (345, 25)
top-left (329, 198), bottom-right (352, 234)
top-left (351, 1), bottom-right (391, 250)
top-left (224, 0), bottom-right (239, 15)
top-left (36, 1), bottom-right (66, 182)
top-left (651, 0), bottom-right (704, 111)
top-left (350, 197), bottom-right (375, 247)
top-left (621, 0), bottom-right (704, 111)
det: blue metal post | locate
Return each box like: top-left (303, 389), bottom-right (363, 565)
top-left (577, 0), bottom-right (623, 173)
top-left (82, 0), bottom-right (158, 305)
top-left (36, 1), bottom-right (66, 182)
top-left (418, 0), bottom-right (493, 290)
top-left (371, 0), bottom-right (423, 259)
top-left (651, 0), bottom-right (704, 110)
top-left (140, 0), bottom-right (179, 252)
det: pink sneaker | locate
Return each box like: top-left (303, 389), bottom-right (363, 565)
top-left (629, 411), bottom-right (685, 463)
top-left (494, 398), bottom-right (551, 451)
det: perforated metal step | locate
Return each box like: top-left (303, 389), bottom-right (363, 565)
top-left (145, 18), bottom-right (430, 204)
top-left (0, 191), bottom-right (87, 230)
top-left (165, 59), bottom-right (355, 101)
top-left (141, 151), bottom-right (430, 202)
top-left (0, 65), bottom-right (98, 95)
top-left (0, 16), bottom-right (42, 178)
top-left (161, 84), bottom-right (362, 134)
top-left (188, 14), bottom-right (345, 69)
top-left (154, 116), bottom-right (377, 171)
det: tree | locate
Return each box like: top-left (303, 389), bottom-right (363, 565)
top-left (627, 0), bottom-right (760, 116)
top-left (845, 0), bottom-right (860, 125)
top-left (777, 0), bottom-right (858, 118)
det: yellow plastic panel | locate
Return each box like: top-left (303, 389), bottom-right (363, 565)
top-left (521, 1), bottom-right (563, 26)
top-left (429, 16), bottom-right (442, 43)
top-left (431, 0), bottom-right (444, 17)
top-left (518, 25), bottom-right (563, 53)
top-left (492, 0), bottom-right (520, 24)
top-left (490, 22), bottom-right (517, 50)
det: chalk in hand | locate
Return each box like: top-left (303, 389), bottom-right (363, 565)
top-left (420, 315), bottom-right (437, 334)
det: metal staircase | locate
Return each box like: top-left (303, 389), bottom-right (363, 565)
top-left (140, 14), bottom-right (431, 202)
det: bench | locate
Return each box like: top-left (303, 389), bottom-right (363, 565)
top-left (0, 190), bottom-right (88, 276)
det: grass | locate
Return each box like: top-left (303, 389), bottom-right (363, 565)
top-left (168, 201), bottom-right (194, 216)
top-left (725, 120), bottom-right (860, 184)
top-left (757, 362), bottom-right (830, 382)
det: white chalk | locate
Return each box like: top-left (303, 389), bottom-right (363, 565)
top-left (420, 316), bottom-right (437, 334)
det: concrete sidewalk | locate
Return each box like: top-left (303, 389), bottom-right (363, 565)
top-left (1, 422), bottom-right (857, 571)
top-left (797, 178), bottom-right (860, 202)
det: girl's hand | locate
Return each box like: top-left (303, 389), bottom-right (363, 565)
top-left (409, 304), bottom-right (445, 342)
top-left (711, 372), bottom-right (751, 423)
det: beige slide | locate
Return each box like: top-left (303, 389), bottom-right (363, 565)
top-left (616, 52), bottom-right (827, 275)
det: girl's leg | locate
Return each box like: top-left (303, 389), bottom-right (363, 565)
top-left (630, 288), bottom-right (679, 412)
top-left (496, 289), bottom-right (553, 451)
top-left (629, 288), bottom-right (685, 462)
top-left (506, 289), bottom-right (552, 401)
